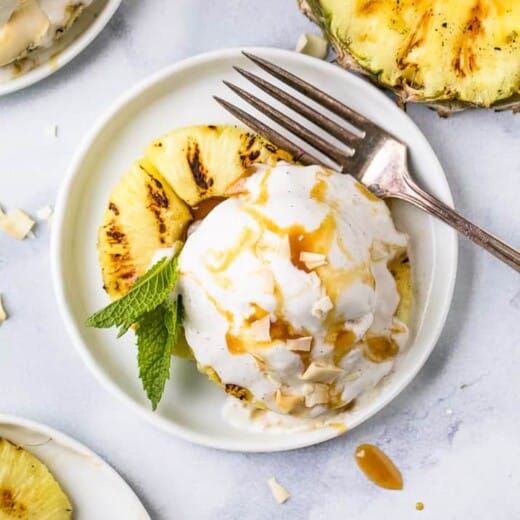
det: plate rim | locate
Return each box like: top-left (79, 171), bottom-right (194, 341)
top-left (0, 413), bottom-right (150, 518)
top-left (51, 46), bottom-right (458, 452)
top-left (0, 0), bottom-right (122, 97)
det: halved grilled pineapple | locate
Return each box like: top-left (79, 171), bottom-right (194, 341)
top-left (299, 0), bottom-right (520, 114)
top-left (145, 125), bottom-right (293, 206)
top-left (0, 438), bottom-right (72, 519)
top-left (98, 158), bottom-right (192, 299)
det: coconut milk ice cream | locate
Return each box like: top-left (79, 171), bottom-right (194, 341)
top-left (178, 163), bottom-right (411, 421)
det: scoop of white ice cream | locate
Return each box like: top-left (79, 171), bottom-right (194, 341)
top-left (178, 163), bottom-right (410, 417)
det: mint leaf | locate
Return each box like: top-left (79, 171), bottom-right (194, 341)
top-left (85, 255), bottom-right (179, 336)
top-left (135, 299), bottom-right (172, 410)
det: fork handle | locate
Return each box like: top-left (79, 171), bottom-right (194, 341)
top-left (394, 176), bottom-right (520, 273)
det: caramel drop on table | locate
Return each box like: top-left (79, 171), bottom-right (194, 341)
top-left (355, 444), bottom-right (403, 490)
top-left (416, 502), bottom-right (424, 511)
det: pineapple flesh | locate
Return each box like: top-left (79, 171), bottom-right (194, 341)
top-left (145, 125), bottom-right (293, 206)
top-left (0, 438), bottom-right (72, 519)
top-left (98, 158), bottom-right (192, 300)
top-left (299, 0), bottom-right (520, 113)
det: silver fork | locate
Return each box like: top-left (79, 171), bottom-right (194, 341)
top-left (214, 52), bottom-right (520, 273)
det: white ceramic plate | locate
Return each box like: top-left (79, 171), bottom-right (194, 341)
top-left (0, 414), bottom-right (150, 519)
top-left (52, 48), bottom-right (457, 452)
top-left (0, 0), bottom-right (121, 96)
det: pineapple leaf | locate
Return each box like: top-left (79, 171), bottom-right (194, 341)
top-left (85, 254), bottom-right (179, 334)
top-left (136, 297), bottom-right (183, 409)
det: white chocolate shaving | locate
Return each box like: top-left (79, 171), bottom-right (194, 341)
top-left (0, 208), bottom-right (35, 240)
top-left (36, 205), bottom-right (53, 220)
top-left (311, 295), bottom-right (333, 318)
top-left (286, 336), bottom-right (312, 352)
top-left (300, 362), bottom-right (344, 383)
top-left (249, 315), bottom-right (271, 342)
top-left (300, 251), bottom-right (327, 270)
top-left (0, 294), bottom-right (7, 325)
top-left (267, 478), bottom-right (290, 504)
top-left (295, 33), bottom-right (329, 59)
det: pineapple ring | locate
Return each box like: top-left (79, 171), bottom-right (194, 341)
top-left (0, 438), bottom-right (72, 519)
top-left (98, 125), bottom-right (292, 300)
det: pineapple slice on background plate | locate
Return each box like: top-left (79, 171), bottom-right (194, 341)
top-left (298, 0), bottom-right (520, 114)
top-left (0, 415), bottom-right (150, 519)
top-left (0, 438), bottom-right (72, 519)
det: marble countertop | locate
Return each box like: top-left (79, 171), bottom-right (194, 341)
top-left (1, 1), bottom-right (519, 518)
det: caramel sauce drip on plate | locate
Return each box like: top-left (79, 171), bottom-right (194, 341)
top-left (191, 196), bottom-right (226, 220)
top-left (355, 444), bottom-right (403, 490)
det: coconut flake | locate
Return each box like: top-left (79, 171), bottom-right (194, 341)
top-left (300, 251), bottom-right (327, 270)
top-left (286, 336), bottom-right (313, 352)
top-left (36, 205), bottom-right (53, 220)
top-left (249, 315), bottom-right (271, 342)
top-left (0, 208), bottom-right (35, 240)
top-left (0, 295), bottom-right (7, 325)
top-left (303, 383), bottom-right (329, 407)
top-left (295, 33), bottom-right (329, 59)
top-left (44, 124), bottom-right (58, 138)
top-left (311, 295), bottom-right (333, 318)
top-left (300, 362), bottom-right (344, 383)
top-left (267, 478), bottom-right (290, 504)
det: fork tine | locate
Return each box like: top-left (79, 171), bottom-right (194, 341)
top-left (223, 81), bottom-right (351, 167)
top-left (233, 66), bottom-right (360, 149)
top-left (213, 96), bottom-right (325, 166)
top-left (242, 52), bottom-right (377, 136)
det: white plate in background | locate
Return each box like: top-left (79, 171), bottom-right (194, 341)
top-left (0, 414), bottom-right (150, 519)
top-left (52, 47), bottom-right (457, 452)
top-left (0, 0), bottom-right (121, 96)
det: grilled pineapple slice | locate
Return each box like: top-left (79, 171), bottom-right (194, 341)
top-left (98, 158), bottom-right (192, 299)
top-left (99, 125), bottom-right (292, 300)
top-left (299, 0), bottom-right (520, 113)
top-left (0, 438), bottom-right (72, 519)
top-left (389, 252), bottom-right (412, 324)
top-left (145, 125), bottom-right (293, 206)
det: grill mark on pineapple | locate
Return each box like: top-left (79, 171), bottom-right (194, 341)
top-left (1, 489), bottom-right (26, 514)
top-left (224, 384), bottom-right (252, 401)
top-left (452, 1), bottom-right (487, 77)
top-left (108, 202), bottom-right (119, 215)
top-left (144, 173), bottom-right (172, 243)
top-left (105, 227), bottom-right (126, 244)
top-left (357, 0), bottom-right (381, 15)
top-left (397, 9), bottom-right (433, 73)
top-left (186, 141), bottom-right (213, 190)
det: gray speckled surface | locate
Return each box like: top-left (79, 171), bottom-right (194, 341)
top-left (1, 1), bottom-right (519, 518)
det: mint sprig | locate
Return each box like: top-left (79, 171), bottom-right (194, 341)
top-left (86, 255), bottom-right (179, 337)
top-left (136, 298), bottom-right (182, 410)
top-left (86, 252), bottom-right (186, 408)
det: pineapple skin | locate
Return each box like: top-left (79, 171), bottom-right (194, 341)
top-left (299, 0), bottom-right (520, 114)
top-left (0, 438), bottom-right (72, 519)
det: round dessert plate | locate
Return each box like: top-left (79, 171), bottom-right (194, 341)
top-left (0, 414), bottom-right (150, 519)
top-left (0, 0), bottom-right (121, 96)
top-left (52, 47), bottom-right (457, 452)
